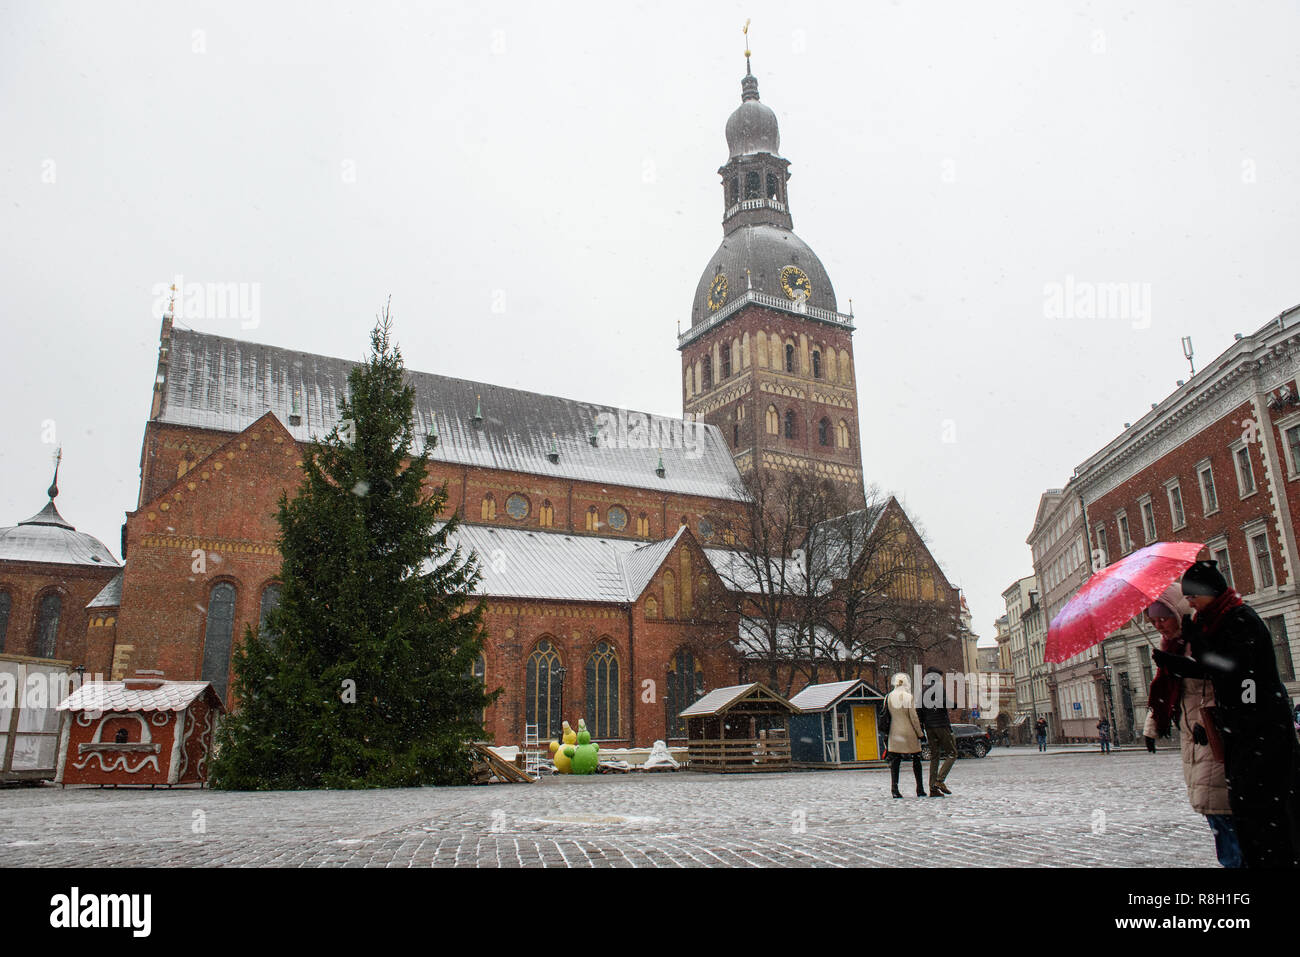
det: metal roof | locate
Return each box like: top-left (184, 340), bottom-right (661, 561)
top-left (58, 680), bottom-right (219, 713)
top-left (87, 571), bottom-right (124, 608)
top-left (158, 327), bottom-right (746, 501)
top-left (679, 681), bottom-right (799, 717)
top-left (789, 679), bottom-right (884, 712)
top-left (444, 524), bottom-right (689, 604)
top-left (0, 500), bottom-right (120, 568)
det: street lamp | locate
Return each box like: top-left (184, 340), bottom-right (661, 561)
top-left (551, 665), bottom-right (567, 740)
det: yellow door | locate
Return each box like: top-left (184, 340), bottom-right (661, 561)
top-left (851, 706), bottom-right (879, 761)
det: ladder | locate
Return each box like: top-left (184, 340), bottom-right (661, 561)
top-left (523, 723), bottom-right (544, 778)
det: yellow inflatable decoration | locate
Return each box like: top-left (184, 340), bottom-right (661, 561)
top-left (548, 721), bottom-right (577, 774)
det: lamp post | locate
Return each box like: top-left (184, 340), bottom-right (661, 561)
top-left (552, 665), bottom-right (567, 740)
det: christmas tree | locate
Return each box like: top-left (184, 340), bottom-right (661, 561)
top-left (210, 307), bottom-right (496, 789)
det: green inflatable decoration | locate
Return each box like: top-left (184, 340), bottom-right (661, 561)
top-left (564, 719), bottom-right (600, 775)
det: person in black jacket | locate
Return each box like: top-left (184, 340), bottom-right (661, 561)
top-left (1153, 560), bottom-right (1300, 868)
top-left (918, 666), bottom-right (957, 797)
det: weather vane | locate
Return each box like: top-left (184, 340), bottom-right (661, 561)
top-left (743, 18), bottom-right (752, 69)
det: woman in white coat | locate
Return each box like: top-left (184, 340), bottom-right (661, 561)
top-left (885, 672), bottom-right (926, 798)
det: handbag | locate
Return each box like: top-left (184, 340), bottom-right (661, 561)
top-left (1199, 705), bottom-right (1227, 763)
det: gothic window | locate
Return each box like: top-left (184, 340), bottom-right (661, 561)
top-left (505, 493), bottom-right (530, 520)
top-left (585, 641), bottom-right (621, 739)
top-left (785, 343), bottom-right (796, 373)
top-left (733, 424), bottom-right (739, 447)
top-left (259, 582), bottom-right (281, 650)
top-left (731, 338), bottom-right (742, 375)
top-left (839, 349), bottom-right (852, 383)
top-left (818, 417), bottom-right (831, 446)
top-left (684, 368), bottom-right (693, 399)
top-left (481, 493), bottom-right (496, 521)
top-left (766, 172), bottom-right (780, 201)
top-left (201, 582), bottom-right (236, 701)
top-left (636, 512), bottom-right (650, 536)
top-left (34, 592), bottom-right (61, 659)
top-left (645, 596), bottom-right (658, 619)
top-left (0, 590), bottom-right (10, 653)
top-left (812, 351), bottom-right (821, 378)
top-left (765, 405), bottom-right (779, 434)
top-left (702, 355), bottom-right (712, 391)
top-left (720, 345), bottom-right (731, 379)
top-left (539, 501), bottom-right (555, 528)
top-left (525, 639), bottom-right (563, 740)
top-left (698, 518), bottom-right (714, 541)
top-left (837, 420), bottom-right (850, 449)
top-left (665, 648), bottom-right (704, 738)
top-left (827, 350), bottom-right (838, 382)
top-left (608, 506), bottom-right (628, 531)
top-left (744, 171), bottom-right (761, 199)
top-left (586, 506), bottom-right (600, 531)
top-left (784, 410), bottom-right (796, 439)
top-left (663, 571), bottom-right (677, 618)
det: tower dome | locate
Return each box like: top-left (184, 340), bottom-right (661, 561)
top-left (0, 459), bottom-right (119, 567)
top-left (725, 73), bottom-right (780, 157)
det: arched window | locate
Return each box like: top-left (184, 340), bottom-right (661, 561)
top-left (818, 417), bottom-right (831, 446)
top-left (644, 596), bottom-right (659, 619)
top-left (837, 420), bottom-right (850, 449)
top-left (585, 641), bottom-right (621, 739)
top-left (539, 501), bottom-right (555, 528)
top-left (785, 343), bottom-right (796, 373)
top-left (765, 405), bottom-right (779, 434)
top-left (766, 172), bottom-right (780, 201)
top-left (731, 339), bottom-right (742, 376)
top-left (784, 410), bottom-right (796, 439)
top-left (201, 582), bottom-right (236, 701)
top-left (839, 349), bottom-right (852, 383)
top-left (33, 592), bottom-right (61, 659)
top-left (720, 345), bottom-right (731, 380)
top-left (468, 652), bottom-right (487, 724)
top-left (259, 582), bottom-right (282, 650)
top-left (665, 648), bottom-right (704, 738)
top-left (702, 355), bottom-right (712, 391)
top-left (683, 368), bottom-right (693, 399)
top-left (733, 423), bottom-right (739, 447)
top-left (663, 571), bottom-right (677, 618)
top-left (812, 350), bottom-right (821, 378)
top-left (696, 575), bottom-right (710, 608)
top-left (698, 518), bottom-right (714, 541)
top-left (526, 639), bottom-right (563, 740)
top-left (480, 493), bottom-right (496, 521)
top-left (585, 506), bottom-right (600, 531)
top-left (729, 176), bottom-right (739, 205)
top-left (636, 512), bottom-right (649, 536)
top-left (744, 170), bottom-right (761, 199)
top-left (0, 590), bottom-right (10, 653)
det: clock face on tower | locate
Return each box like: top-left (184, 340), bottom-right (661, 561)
top-left (780, 265), bottom-right (812, 301)
top-left (707, 273), bottom-right (728, 311)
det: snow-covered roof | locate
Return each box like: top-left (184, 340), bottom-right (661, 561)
top-left (679, 682), bottom-right (799, 717)
top-left (443, 524), bottom-right (690, 604)
top-left (87, 571), bottom-right (124, 608)
top-left (789, 679), bottom-right (883, 711)
top-left (58, 680), bottom-right (218, 713)
top-left (0, 500), bottom-right (119, 568)
top-left (703, 548), bottom-right (804, 594)
top-left (157, 327), bottom-right (747, 501)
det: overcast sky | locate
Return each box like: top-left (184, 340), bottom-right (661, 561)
top-left (3, 1), bottom-right (1298, 643)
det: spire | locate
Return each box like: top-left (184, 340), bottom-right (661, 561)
top-left (741, 19), bottom-right (759, 101)
top-left (48, 446), bottom-right (61, 500)
top-left (20, 447), bottom-right (73, 530)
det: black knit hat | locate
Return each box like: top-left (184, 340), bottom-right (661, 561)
top-left (1181, 559), bottom-right (1229, 597)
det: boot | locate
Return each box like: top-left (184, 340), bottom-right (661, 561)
top-left (913, 760), bottom-right (926, 797)
top-left (937, 782), bottom-right (952, 795)
top-left (890, 761), bottom-right (903, 798)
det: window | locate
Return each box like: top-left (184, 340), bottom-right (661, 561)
top-left (784, 343), bottom-right (796, 373)
top-left (720, 346), bottom-right (731, 380)
top-left (733, 423), bottom-right (739, 447)
top-left (585, 641), bottom-right (621, 739)
top-left (1166, 480), bottom-right (1186, 529)
top-left (702, 355), bottom-right (712, 391)
top-left (744, 170), bottom-right (761, 199)
top-left (585, 506), bottom-right (600, 532)
top-left (765, 405), bottom-right (779, 434)
top-left (1138, 496), bottom-right (1157, 542)
top-left (608, 506), bottom-right (628, 531)
top-left (539, 500), bottom-right (555, 528)
top-left (766, 172), bottom-right (780, 201)
top-left (1234, 445), bottom-right (1256, 496)
top-left (0, 590), bottom-right (9, 653)
top-left (836, 710), bottom-right (849, 741)
top-left (836, 420), bottom-right (850, 449)
top-left (663, 571), bottom-right (677, 618)
top-left (480, 493), bottom-right (496, 521)
top-left (636, 512), bottom-right (649, 536)
top-left (698, 518), bottom-right (714, 541)
top-left (505, 493), bottom-right (530, 521)
top-left (525, 640), bottom-right (563, 740)
top-left (259, 583), bottom-right (281, 650)
top-left (201, 582), bottom-right (236, 701)
top-left (784, 410), bottom-right (796, 439)
top-left (818, 417), bottom-right (831, 446)
top-left (1286, 424), bottom-right (1300, 478)
top-left (1197, 461), bottom-right (1218, 515)
top-left (665, 648), bottom-right (704, 738)
top-left (644, 596), bottom-right (658, 619)
top-left (812, 351), bottom-right (821, 378)
top-left (1250, 531), bottom-right (1275, 590)
top-left (1211, 543), bottom-right (1234, 589)
top-left (468, 653), bottom-right (487, 724)
top-left (1116, 511), bottom-right (1133, 553)
top-left (728, 177), bottom-right (739, 205)
top-left (33, 592), bottom-right (61, 659)
top-left (1095, 526), bottom-right (1108, 566)
top-left (1264, 617), bottom-right (1295, 682)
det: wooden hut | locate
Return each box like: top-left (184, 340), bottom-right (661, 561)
top-left (680, 682), bottom-right (799, 772)
top-left (788, 679), bottom-right (886, 767)
top-left (55, 670), bottom-right (224, 787)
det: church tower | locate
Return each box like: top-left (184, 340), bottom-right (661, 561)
top-left (680, 51), bottom-right (863, 498)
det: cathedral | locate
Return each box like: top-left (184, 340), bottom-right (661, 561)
top-left (0, 56), bottom-right (963, 750)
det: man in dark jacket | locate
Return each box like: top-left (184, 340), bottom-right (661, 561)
top-left (1153, 560), bottom-right (1300, 868)
top-left (919, 666), bottom-right (957, 797)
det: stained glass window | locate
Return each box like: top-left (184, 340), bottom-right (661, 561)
top-left (665, 648), bottom-right (703, 739)
top-left (526, 640), bottom-right (563, 740)
top-left (260, 583), bottom-right (281, 650)
top-left (505, 493), bottom-right (529, 520)
top-left (608, 506), bottom-right (628, 531)
top-left (585, 641), bottom-right (620, 739)
top-left (34, 593), bottom-right (61, 658)
top-left (202, 582), bottom-right (236, 701)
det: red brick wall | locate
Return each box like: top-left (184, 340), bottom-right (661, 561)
top-left (0, 561), bottom-right (118, 663)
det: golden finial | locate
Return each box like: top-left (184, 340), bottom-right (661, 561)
top-left (743, 18), bottom-right (752, 63)
top-left (167, 282), bottom-right (177, 317)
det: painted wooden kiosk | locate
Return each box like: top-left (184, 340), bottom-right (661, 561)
top-left (0, 654), bottom-right (72, 783)
top-left (680, 682), bottom-right (800, 772)
top-left (788, 679), bottom-right (886, 767)
top-left (55, 670), bottom-right (224, 787)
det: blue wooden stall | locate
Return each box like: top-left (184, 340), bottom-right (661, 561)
top-left (788, 679), bottom-right (887, 767)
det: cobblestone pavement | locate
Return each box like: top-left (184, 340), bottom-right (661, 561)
top-left (0, 750), bottom-right (1219, 867)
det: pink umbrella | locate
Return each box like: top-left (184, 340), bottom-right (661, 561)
top-left (1045, 541), bottom-right (1204, 663)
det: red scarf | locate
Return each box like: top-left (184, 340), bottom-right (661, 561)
top-left (1147, 630), bottom-right (1186, 737)
top-left (1192, 588), bottom-right (1244, 637)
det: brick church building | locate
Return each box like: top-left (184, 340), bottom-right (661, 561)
top-left (0, 56), bottom-right (965, 749)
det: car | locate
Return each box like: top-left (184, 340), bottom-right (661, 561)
top-left (920, 723), bottom-right (992, 759)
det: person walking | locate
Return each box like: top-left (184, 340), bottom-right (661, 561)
top-left (1141, 584), bottom-right (1242, 868)
top-left (885, 672), bottom-right (926, 798)
top-left (1153, 560), bottom-right (1300, 868)
top-left (1096, 717), bottom-right (1112, 754)
top-left (919, 666), bottom-right (957, 796)
top-left (1035, 716), bottom-right (1048, 752)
